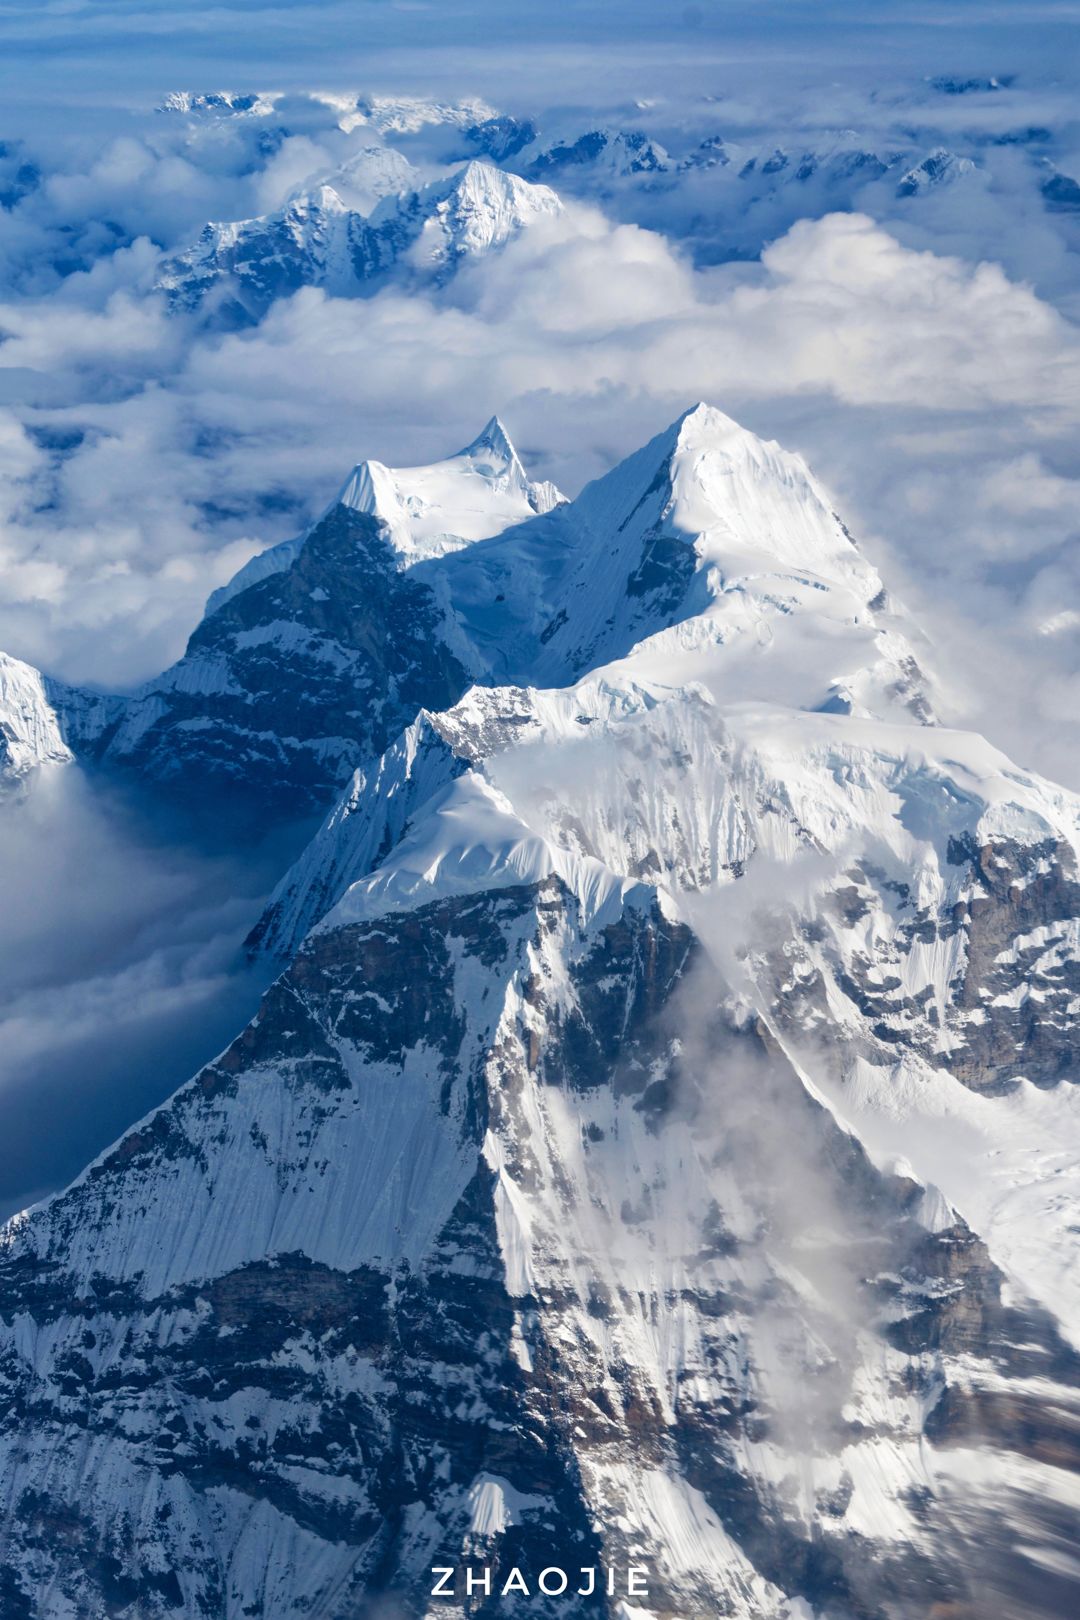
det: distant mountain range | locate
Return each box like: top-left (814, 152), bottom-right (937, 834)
top-left (137, 85), bottom-right (1080, 328)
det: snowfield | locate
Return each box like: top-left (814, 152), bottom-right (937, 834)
top-left (0, 404), bottom-right (1078, 1618)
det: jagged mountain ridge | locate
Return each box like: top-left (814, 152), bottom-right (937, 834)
top-left (147, 84), bottom-right (1004, 333)
top-left (39, 416), bottom-right (566, 828)
top-left (2, 406), bottom-right (1080, 1617)
top-left (156, 85), bottom-right (984, 202)
top-left (0, 651), bottom-right (72, 786)
top-left (157, 160), bottom-right (562, 323)
top-left (32, 405), bottom-right (931, 836)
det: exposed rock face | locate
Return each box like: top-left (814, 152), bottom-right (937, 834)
top-left (4, 405), bottom-right (1080, 1617)
top-left (0, 651), bottom-right (72, 789)
top-left (67, 505), bottom-right (471, 825)
top-left (756, 831), bottom-right (1080, 1096)
top-left (44, 420), bottom-right (559, 834)
top-left (5, 872), bottom-right (1077, 1619)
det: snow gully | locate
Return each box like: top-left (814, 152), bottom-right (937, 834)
top-left (430, 1566), bottom-right (651, 1600)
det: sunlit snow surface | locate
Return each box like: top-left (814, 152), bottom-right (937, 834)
top-left (2, 405), bottom-right (1080, 1619)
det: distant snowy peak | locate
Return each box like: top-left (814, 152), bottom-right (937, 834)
top-left (157, 89), bottom-right (496, 135)
top-left (927, 73), bottom-right (1015, 95)
top-left (675, 133), bottom-right (977, 201)
top-left (0, 652), bottom-right (71, 786)
top-left (158, 161), bottom-right (561, 323)
top-left (896, 146), bottom-right (976, 196)
top-left (462, 113), bottom-right (538, 162)
top-left (314, 92), bottom-right (498, 136)
top-left (156, 184), bottom-right (355, 318)
top-left (157, 89), bottom-right (278, 117)
top-left (732, 137), bottom-right (892, 187)
top-left (378, 160), bottom-right (561, 268)
top-left (331, 144), bottom-right (416, 212)
top-left (335, 414), bottom-right (565, 563)
top-left (530, 127), bottom-right (670, 179)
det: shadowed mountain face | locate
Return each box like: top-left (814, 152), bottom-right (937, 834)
top-left (68, 504), bottom-right (474, 825)
top-left (37, 405), bottom-right (927, 839)
top-left (1, 407), bottom-right (1079, 1618)
top-left (39, 417), bottom-right (562, 840)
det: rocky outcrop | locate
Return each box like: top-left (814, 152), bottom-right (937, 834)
top-left (2, 866), bottom-right (1079, 1616)
top-left (6, 405), bottom-right (1080, 1618)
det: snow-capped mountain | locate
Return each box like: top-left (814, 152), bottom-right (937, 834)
top-left (40, 406), bottom-right (923, 836)
top-left (316, 92), bottom-right (500, 138)
top-left (2, 404), bottom-right (1078, 1616)
top-left (158, 89), bottom-right (278, 118)
top-left (530, 128), bottom-right (671, 179)
top-left (895, 147), bottom-right (976, 197)
top-left (41, 418), bottom-right (564, 829)
top-left (157, 90), bottom-right (499, 138)
top-left (334, 415), bottom-right (563, 564)
top-left (0, 651), bottom-right (72, 788)
top-left (158, 160), bottom-right (562, 323)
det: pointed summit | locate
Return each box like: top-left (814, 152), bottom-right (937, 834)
top-left (436, 400), bottom-right (930, 724)
top-left (459, 414), bottom-right (518, 467)
top-left (673, 400), bottom-right (750, 444)
top-left (158, 157), bottom-right (562, 324)
top-left (334, 417), bottom-right (564, 563)
top-left (404, 161), bottom-right (562, 265)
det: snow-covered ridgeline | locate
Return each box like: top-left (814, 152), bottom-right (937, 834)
top-left (19, 403), bottom-right (933, 837)
top-left (1, 403), bottom-right (1079, 1617)
top-left (0, 651), bottom-right (72, 785)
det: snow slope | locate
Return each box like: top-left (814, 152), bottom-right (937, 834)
top-left (0, 651), bottom-right (72, 787)
top-left (158, 160), bottom-right (562, 323)
top-left (2, 405), bottom-right (1079, 1619)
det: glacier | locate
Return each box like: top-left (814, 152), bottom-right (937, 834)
top-left (0, 405), bottom-right (1078, 1617)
